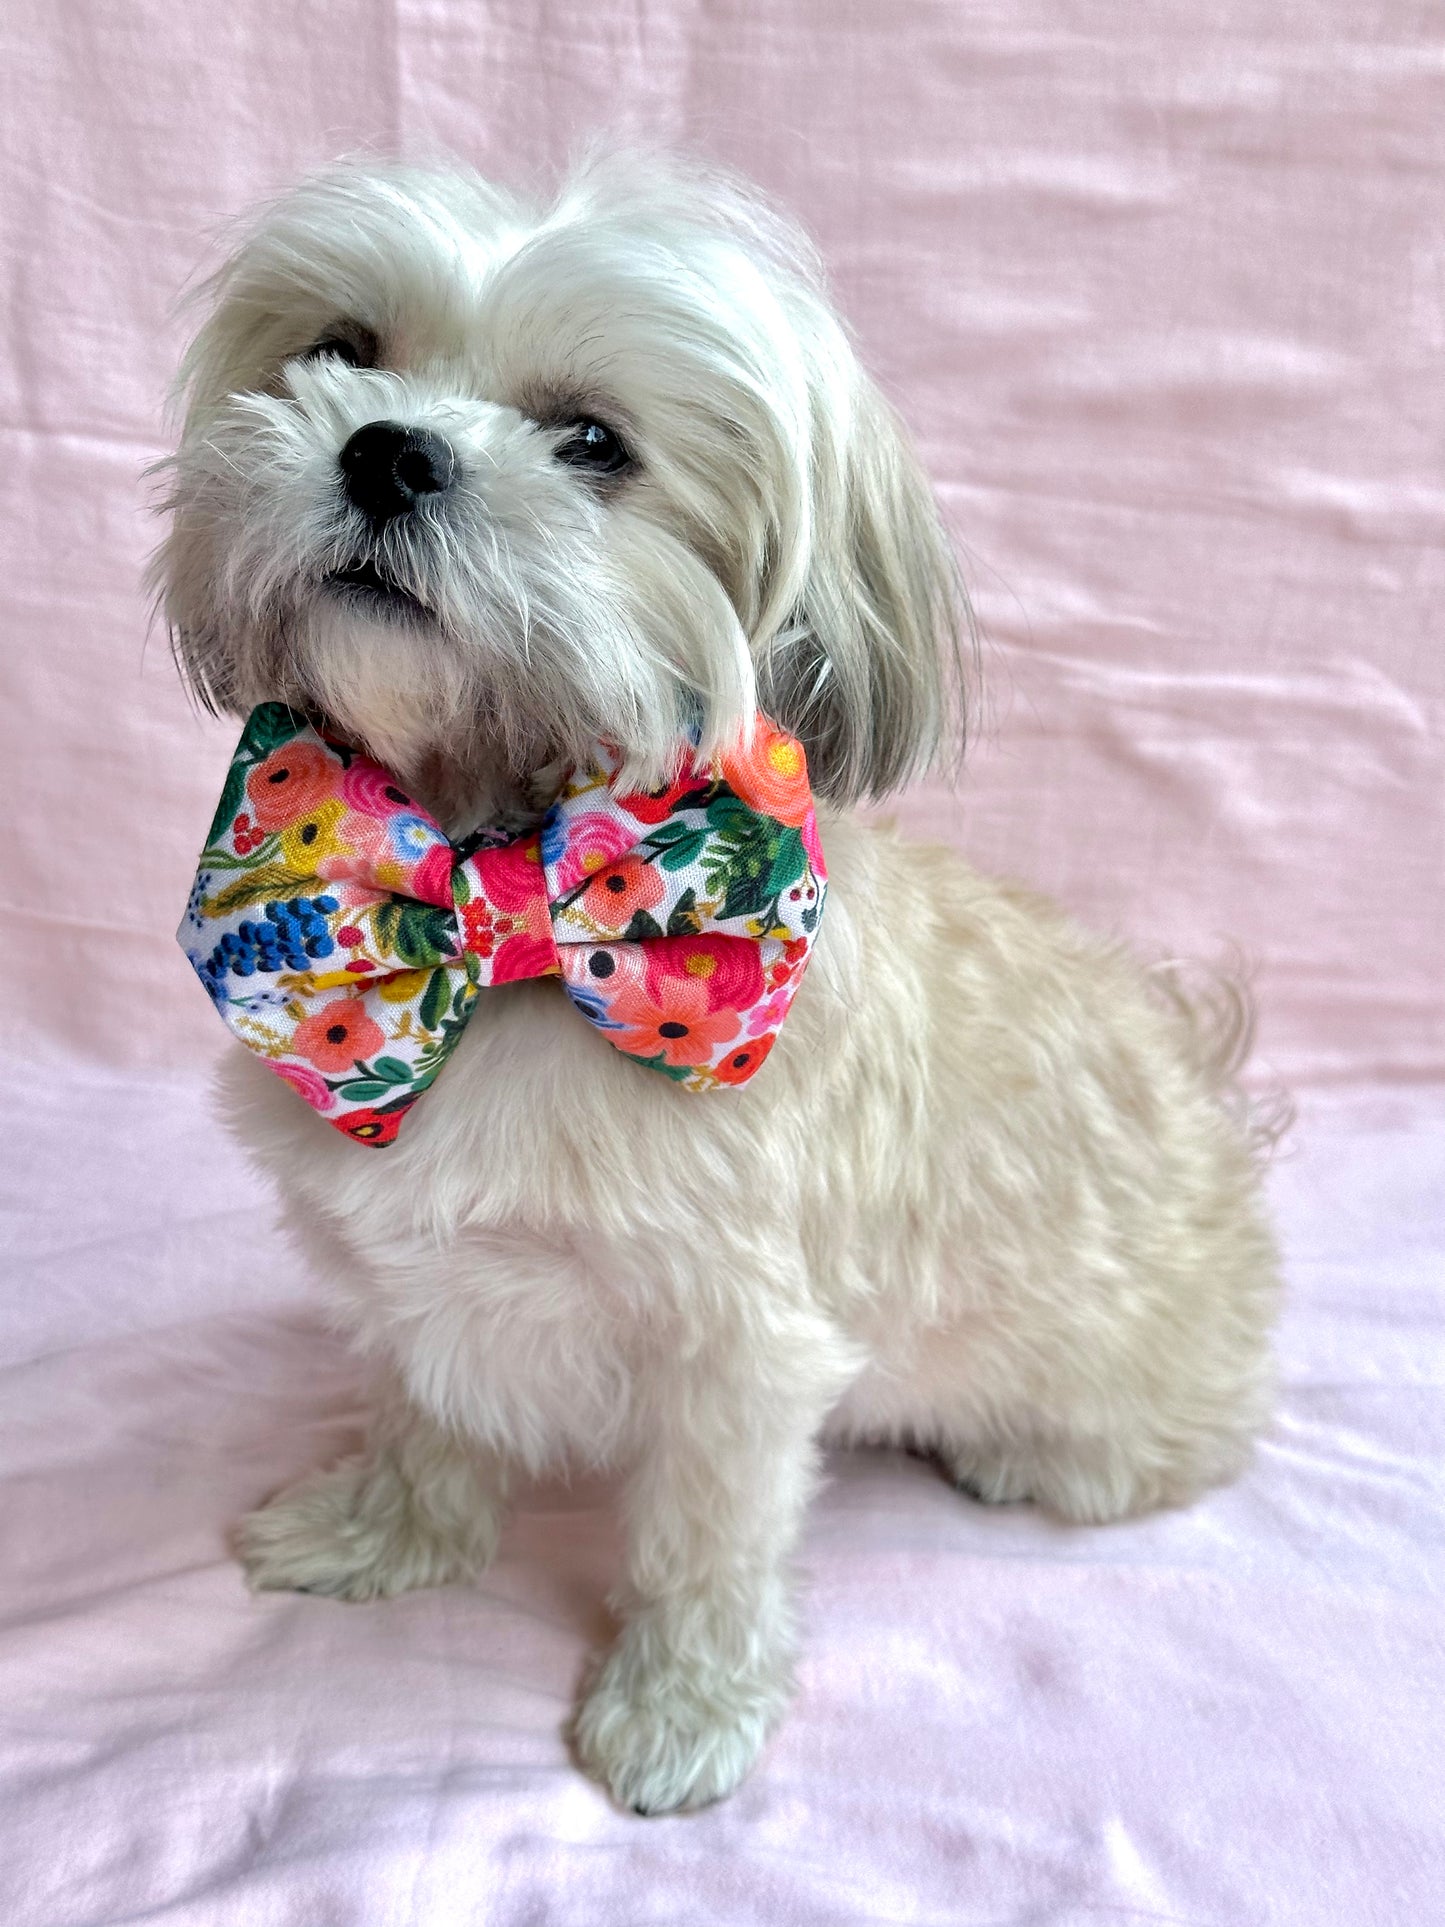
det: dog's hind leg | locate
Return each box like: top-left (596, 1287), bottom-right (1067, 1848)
top-left (938, 1411), bottom-right (1258, 1524)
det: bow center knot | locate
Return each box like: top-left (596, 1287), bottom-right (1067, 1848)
top-left (456, 838), bottom-right (561, 986)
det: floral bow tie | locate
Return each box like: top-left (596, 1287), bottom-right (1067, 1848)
top-left (179, 703), bottom-right (827, 1145)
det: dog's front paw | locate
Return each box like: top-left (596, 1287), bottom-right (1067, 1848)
top-left (234, 1453), bottom-right (499, 1602)
top-left (573, 1630), bottom-right (788, 1814)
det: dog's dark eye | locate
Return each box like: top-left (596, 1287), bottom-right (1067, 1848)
top-left (300, 324), bottom-right (379, 370)
top-left (553, 418), bottom-right (633, 477)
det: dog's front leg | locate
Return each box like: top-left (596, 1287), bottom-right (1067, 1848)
top-left (574, 1306), bottom-right (856, 1813)
top-left (235, 1384), bottom-right (508, 1602)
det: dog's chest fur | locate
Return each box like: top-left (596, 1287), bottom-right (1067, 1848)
top-left (219, 911), bottom-right (852, 1470)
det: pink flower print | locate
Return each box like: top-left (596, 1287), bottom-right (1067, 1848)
top-left (313, 809), bottom-right (390, 886)
top-left (552, 810), bottom-right (638, 892)
top-left (643, 935), bottom-right (764, 1015)
top-left (463, 843), bottom-right (558, 983)
top-left (472, 840), bottom-right (550, 916)
top-left (409, 842), bottom-right (455, 909)
top-left (341, 760), bottom-right (418, 819)
top-left (746, 986), bottom-right (793, 1037)
top-left (270, 1060), bottom-right (337, 1112)
top-left (489, 934), bottom-right (560, 984)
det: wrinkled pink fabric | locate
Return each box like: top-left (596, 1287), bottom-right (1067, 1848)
top-left (1, 3), bottom-right (1441, 1923)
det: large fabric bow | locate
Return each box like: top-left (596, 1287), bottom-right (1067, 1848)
top-left (179, 704), bottom-right (827, 1145)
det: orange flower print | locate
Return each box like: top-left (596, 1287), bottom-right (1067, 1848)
top-left (712, 1031), bottom-right (776, 1085)
top-left (292, 996), bottom-right (385, 1074)
top-left (578, 855), bottom-right (666, 934)
top-left (607, 976), bottom-right (741, 1068)
top-left (718, 723), bottom-right (813, 828)
top-left (245, 741), bottom-right (337, 832)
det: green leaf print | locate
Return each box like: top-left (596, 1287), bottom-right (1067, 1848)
top-left (333, 1078), bottom-right (394, 1102)
top-left (657, 827), bottom-right (708, 872)
top-left (714, 827), bottom-right (776, 918)
top-left (370, 1057), bottom-right (413, 1084)
top-left (703, 803), bottom-right (776, 921)
top-left (204, 764), bottom-right (250, 849)
top-left (418, 967), bottom-right (450, 1032)
top-left (766, 827), bottom-right (807, 894)
top-left (372, 902), bottom-right (400, 956)
top-left (704, 794), bottom-right (756, 838)
top-left (393, 903), bottom-right (454, 967)
top-left (243, 703), bottom-right (310, 756)
top-left (665, 887), bottom-right (700, 938)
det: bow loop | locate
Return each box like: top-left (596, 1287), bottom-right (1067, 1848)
top-left (180, 703), bottom-right (826, 1146)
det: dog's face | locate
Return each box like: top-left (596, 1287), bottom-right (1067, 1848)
top-left (155, 157), bottom-right (961, 820)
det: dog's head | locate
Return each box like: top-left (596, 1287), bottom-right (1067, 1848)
top-left (154, 155), bottom-right (965, 819)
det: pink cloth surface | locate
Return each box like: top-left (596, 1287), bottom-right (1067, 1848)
top-left (1, 1), bottom-right (1442, 1922)
top-left (3, 1079), bottom-right (1443, 1924)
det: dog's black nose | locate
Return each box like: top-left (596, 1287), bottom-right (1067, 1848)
top-left (338, 421), bottom-right (457, 524)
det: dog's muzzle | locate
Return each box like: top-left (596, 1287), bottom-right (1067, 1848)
top-left (339, 420), bottom-right (457, 526)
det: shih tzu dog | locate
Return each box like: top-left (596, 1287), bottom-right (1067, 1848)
top-left (154, 154), bottom-right (1280, 1814)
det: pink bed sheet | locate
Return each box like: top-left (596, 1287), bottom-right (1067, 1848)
top-left (1, 0), bottom-right (1442, 1920)
top-left (2, 1075), bottom-right (1442, 1923)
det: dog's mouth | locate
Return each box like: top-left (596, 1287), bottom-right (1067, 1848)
top-left (323, 557), bottom-right (432, 622)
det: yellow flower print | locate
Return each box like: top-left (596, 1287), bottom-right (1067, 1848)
top-left (279, 798), bottom-right (348, 873)
top-left (377, 968), bottom-right (430, 1004)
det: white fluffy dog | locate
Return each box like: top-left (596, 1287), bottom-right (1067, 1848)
top-left (155, 154), bottom-right (1280, 1814)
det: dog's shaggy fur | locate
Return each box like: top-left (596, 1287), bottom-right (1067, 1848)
top-left (154, 155), bottom-right (1281, 1814)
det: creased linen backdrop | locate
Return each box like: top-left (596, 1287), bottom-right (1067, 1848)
top-left (1, 4), bottom-right (1441, 1923)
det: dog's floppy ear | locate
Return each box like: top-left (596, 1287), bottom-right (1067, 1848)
top-left (759, 373), bottom-right (967, 804)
